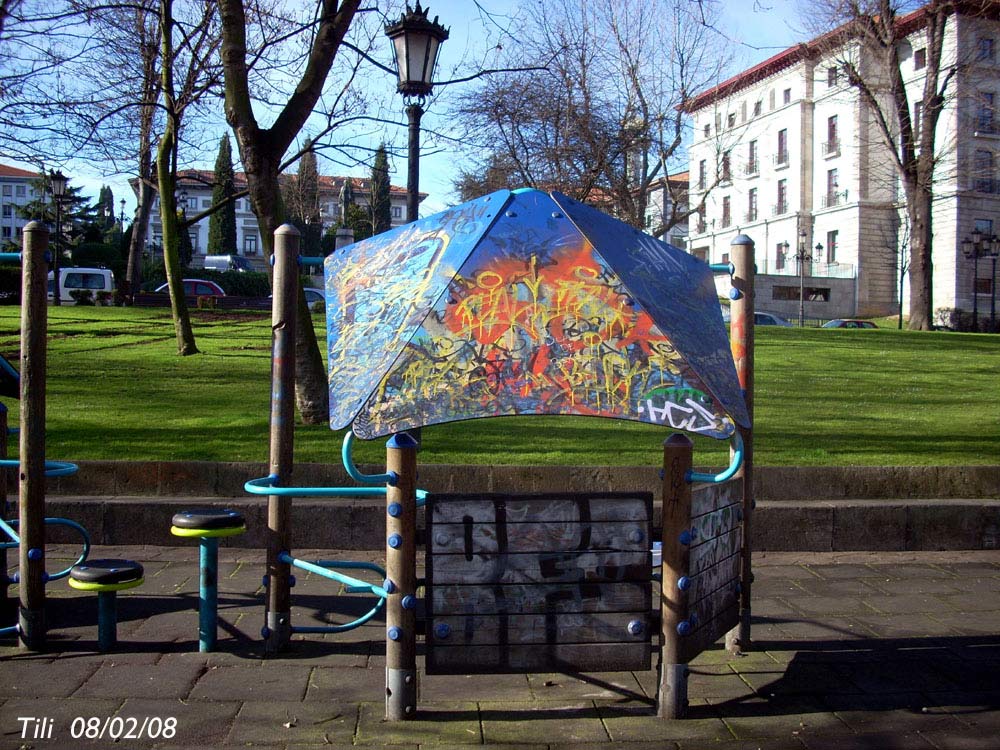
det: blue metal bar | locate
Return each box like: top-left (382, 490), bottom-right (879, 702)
top-left (0, 624), bottom-right (17, 637)
top-left (0, 252), bottom-right (21, 263)
top-left (244, 475), bottom-right (428, 505)
top-left (0, 517), bottom-right (90, 580)
top-left (342, 431), bottom-right (397, 486)
top-left (279, 552), bottom-right (387, 632)
top-left (299, 256), bottom-right (324, 266)
top-left (1, 517), bottom-right (20, 544)
top-left (687, 432), bottom-right (744, 484)
top-left (710, 262), bottom-right (735, 275)
top-left (0, 459), bottom-right (78, 477)
top-left (97, 591), bottom-right (116, 651)
top-left (199, 537), bottom-right (219, 652)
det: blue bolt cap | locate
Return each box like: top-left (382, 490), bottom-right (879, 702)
top-left (387, 626), bottom-right (402, 641)
top-left (401, 595), bottom-right (417, 610)
top-left (677, 576), bottom-right (691, 591)
top-left (383, 579), bottom-right (397, 594)
top-left (628, 529), bottom-right (644, 544)
top-left (729, 287), bottom-right (743, 300)
top-left (387, 502), bottom-right (403, 518)
top-left (262, 575), bottom-right (268, 588)
top-left (627, 619), bottom-right (644, 636)
top-left (289, 575), bottom-right (296, 587)
top-left (261, 626), bottom-right (271, 638)
top-left (677, 620), bottom-right (691, 636)
top-left (434, 623), bottom-right (452, 639)
top-left (27, 548), bottom-right (42, 561)
top-left (388, 533), bottom-right (403, 549)
top-left (679, 530), bottom-right (692, 546)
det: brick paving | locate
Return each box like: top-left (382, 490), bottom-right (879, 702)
top-left (1, 547), bottom-right (998, 749)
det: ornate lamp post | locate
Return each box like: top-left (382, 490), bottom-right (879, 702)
top-left (385, 2), bottom-right (449, 223)
top-left (119, 198), bottom-right (126, 229)
top-left (962, 231), bottom-right (1000, 332)
top-left (49, 169), bottom-right (68, 306)
top-left (794, 229), bottom-right (813, 327)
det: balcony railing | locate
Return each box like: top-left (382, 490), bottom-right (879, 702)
top-left (759, 260), bottom-right (857, 279)
top-left (820, 190), bottom-right (849, 208)
top-left (720, 215), bottom-right (732, 229)
top-left (774, 151), bottom-right (789, 166)
top-left (771, 202), bottom-right (789, 216)
top-left (743, 210), bottom-right (758, 223)
top-left (822, 139), bottom-right (840, 156)
top-left (695, 220), bottom-right (707, 233)
top-left (744, 160), bottom-right (759, 176)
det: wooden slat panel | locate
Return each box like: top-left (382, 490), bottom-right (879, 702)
top-left (430, 520), bottom-right (649, 555)
top-left (430, 493), bottom-right (651, 525)
top-left (430, 582), bottom-right (651, 616)
top-left (690, 477), bottom-right (742, 518)
top-left (430, 550), bottom-right (650, 585)
top-left (689, 502), bottom-right (742, 549)
top-left (689, 577), bottom-right (740, 628)
top-left (426, 642), bottom-right (651, 675)
top-left (689, 527), bottom-right (742, 575)
top-left (677, 602), bottom-right (739, 663)
top-left (429, 612), bottom-right (649, 647)
top-left (685, 550), bottom-right (740, 605)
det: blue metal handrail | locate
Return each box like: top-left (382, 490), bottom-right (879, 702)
top-left (686, 431), bottom-right (744, 484)
top-left (0, 459), bottom-right (78, 477)
top-left (342, 431), bottom-right (398, 486)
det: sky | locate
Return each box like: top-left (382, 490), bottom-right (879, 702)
top-left (18, 0), bottom-right (808, 224)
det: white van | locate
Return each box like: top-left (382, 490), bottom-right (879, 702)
top-left (203, 254), bottom-right (254, 272)
top-left (47, 267), bottom-right (115, 304)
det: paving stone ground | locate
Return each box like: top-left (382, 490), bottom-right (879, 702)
top-left (1, 547), bottom-right (998, 749)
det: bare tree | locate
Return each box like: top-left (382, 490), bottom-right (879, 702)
top-left (806, 0), bottom-right (979, 330)
top-left (452, 0), bottom-right (732, 236)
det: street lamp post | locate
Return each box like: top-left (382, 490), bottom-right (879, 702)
top-left (49, 170), bottom-right (68, 306)
top-left (794, 229), bottom-right (813, 327)
top-left (963, 231), bottom-right (1000, 332)
top-left (385, 2), bottom-right (449, 224)
top-left (119, 198), bottom-right (126, 229)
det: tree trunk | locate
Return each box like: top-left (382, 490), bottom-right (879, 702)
top-left (907, 188), bottom-right (933, 331)
top-left (125, 168), bottom-right (155, 300)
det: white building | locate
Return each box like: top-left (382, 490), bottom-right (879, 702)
top-left (643, 172), bottom-right (690, 251)
top-left (684, 3), bottom-right (1000, 322)
top-left (140, 170), bottom-right (420, 268)
top-left (0, 164), bottom-right (40, 251)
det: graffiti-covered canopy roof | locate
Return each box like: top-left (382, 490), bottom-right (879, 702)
top-left (324, 189), bottom-right (750, 440)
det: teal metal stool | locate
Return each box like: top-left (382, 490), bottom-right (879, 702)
top-left (170, 509), bottom-right (245, 652)
top-left (68, 559), bottom-right (144, 651)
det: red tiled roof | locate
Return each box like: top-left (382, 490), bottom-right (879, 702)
top-left (682, 4), bottom-right (943, 112)
top-left (0, 163), bottom-right (39, 179)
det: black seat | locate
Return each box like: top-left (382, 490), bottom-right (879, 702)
top-left (70, 559), bottom-right (144, 586)
top-left (171, 508), bottom-right (245, 531)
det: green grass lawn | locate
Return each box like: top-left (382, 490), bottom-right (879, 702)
top-left (0, 306), bottom-right (997, 467)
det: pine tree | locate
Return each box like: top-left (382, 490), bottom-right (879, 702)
top-left (208, 134), bottom-right (238, 254)
top-left (370, 144), bottom-right (391, 236)
top-left (285, 143), bottom-right (322, 255)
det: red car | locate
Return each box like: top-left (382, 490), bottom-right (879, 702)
top-left (155, 279), bottom-right (226, 297)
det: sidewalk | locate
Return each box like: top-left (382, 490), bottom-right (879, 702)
top-left (2, 547), bottom-right (999, 749)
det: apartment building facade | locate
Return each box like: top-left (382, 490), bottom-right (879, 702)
top-left (685, 3), bottom-right (1000, 321)
top-left (141, 170), bottom-right (419, 268)
top-left (0, 164), bottom-right (40, 251)
top-left (643, 172), bottom-right (690, 251)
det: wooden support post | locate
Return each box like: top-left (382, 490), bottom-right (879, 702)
top-left (385, 432), bottom-right (418, 720)
top-left (19, 221), bottom-right (49, 651)
top-left (726, 234), bottom-right (755, 656)
top-left (658, 433), bottom-right (693, 719)
top-left (1, 402), bottom-right (10, 622)
top-left (264, 224), bottom-right (299, 654)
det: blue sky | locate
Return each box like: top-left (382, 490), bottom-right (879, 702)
top-left (62, 0), bottom-right (806, 221)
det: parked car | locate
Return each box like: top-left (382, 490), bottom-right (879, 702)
top-left (155, 279), bottom-right (226, 297)
top-left (269, 287), bottom-right (325, 311)
top-left (203, 254), bottom-right (255, 272)
top-left (822, 319), bottom-right (878, 329)
top-left (754, 311), bottom-right (793, 326)
top-left (47, 267), bottom-right (115, 304)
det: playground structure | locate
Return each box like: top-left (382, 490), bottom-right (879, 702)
top-left (0, 224), bottom-right (89, 649)
top-left (246, 188), bottom-right (756, 720)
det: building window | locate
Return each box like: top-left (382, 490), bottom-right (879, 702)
top-left (974, 149), bottom-right (995, 193)
top-left (826, 230), bottom-right (838, 263)
top-left (775, 243), bottom-right (786, 270)
top-left (189, 232), bottom-right (199, 251)
top-left (695, 210), bottom-right (706, 234)
top-left (1, 185), bottom-right (10, 197)
top-left (776, 128), bottom-right (788, 165)
top-left (703, 123), bottom-right (710, 138)
top-left (914, 47), bottom-right (926, 70)
top-left (775, 179), bottom-right (788, 215)
top-left (825, 168), bottom-right (840, 207)
top-left (827, 66), bottom-right (838, 87)
top-left (753, 99), bottom-right (762, 117)
top-left (825, 115), bottom-right (839, 155)
top-left (747, 188), bottom-right (758, 222)
top-left (727, 112), bottom-right (736, 128)
top-left (15, 185), bottom-right (25, 197)
top-left (979, 37), bottom-right (996, 63)
top-left (698, 159), bottom-right (707, 190)
top-left (721, 196), bottom-right (731, 228)
top-left (693, 247), bottom-right (709, 262)
top-left (783, 88), bottom-right (791, 105)
top-left (746, 140), bottom-right (758, 175)
top-left (721, 150), bottom-right (732, 183)
top-left (391, 205), bottom-right (402, 219)
top-left (244, 234), bottom-right (258, 255)
top-left (1, 205), bottom-right (10, 218)
top-left (977, 91), bottom-right (996, 133)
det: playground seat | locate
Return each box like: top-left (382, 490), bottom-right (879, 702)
top-left (170, 508), bottom-right (245, 652)
top-left (68, 558), bottom-right (144, 652)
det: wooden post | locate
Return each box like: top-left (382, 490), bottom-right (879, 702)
top-left (385, 432), bottom-right (418, 720)
top-left (726, 234), bottom-right (755, 655)
top-left (658, 433), bottom-right (693, 719)
top-left (1, 401), bottom-right (9, 621)
top-left (264, 224), bottom-right (299, 654)
top-left (19, 221), bottom-right (48, 650)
